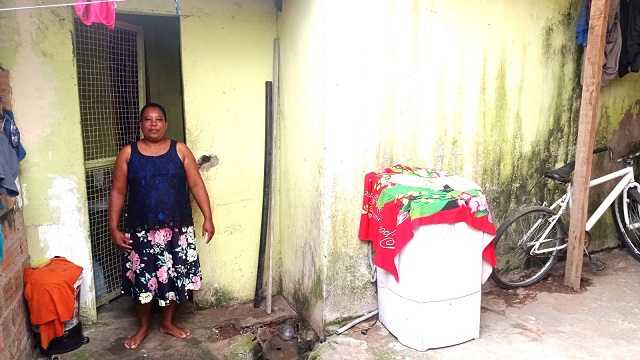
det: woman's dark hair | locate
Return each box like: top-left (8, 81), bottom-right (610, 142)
top-left (140, 103), bottom-right (167, 121)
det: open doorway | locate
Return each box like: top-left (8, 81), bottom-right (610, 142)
top-left (74, 14), bottom-right (185, 306)
top-left (118, 13), bottom-right (185, 143)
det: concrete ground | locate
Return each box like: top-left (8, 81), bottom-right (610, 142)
top-left (39, 248), bottom-right (640, 359)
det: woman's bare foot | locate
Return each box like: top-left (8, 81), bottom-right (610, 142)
top-left (124, 324), bottom-right (152, 349)
top-left (159, 322), bottom-right (190, 338)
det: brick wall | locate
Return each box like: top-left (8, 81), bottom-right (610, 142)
top-left (0, 195), bottom-right (35, 360)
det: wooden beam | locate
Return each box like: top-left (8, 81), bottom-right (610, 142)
top-left (565, 0), bottom-right (610, 290)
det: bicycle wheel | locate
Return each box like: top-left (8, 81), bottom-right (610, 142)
top-left (612, 190), bottom-right (640, 262)
top-left (491, 206), bottom-right (565, 289)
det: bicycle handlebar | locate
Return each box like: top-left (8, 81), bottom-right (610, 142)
top-left (609, 146), bottom-right (640, 163)
top-left (543, 146), bottom-right (638, 183)
top-left (593, 146), bottom-right (609, 155)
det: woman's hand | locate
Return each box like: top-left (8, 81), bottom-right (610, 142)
top-left (111, 229), bottom-right (132, 252)
top-left (203, 219), bottom-right (215, 244)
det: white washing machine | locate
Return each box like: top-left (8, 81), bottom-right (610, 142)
top-left (377, 222), bottom-right (489, 351)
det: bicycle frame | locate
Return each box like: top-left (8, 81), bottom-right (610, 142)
top-left (526, 166), bottom-right (640, 255)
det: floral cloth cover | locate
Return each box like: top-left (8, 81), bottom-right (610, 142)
top-left (358, 165), bottom-right (496, 283)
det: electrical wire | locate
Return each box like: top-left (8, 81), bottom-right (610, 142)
top-left (0, 0), bottom-right (126, 12)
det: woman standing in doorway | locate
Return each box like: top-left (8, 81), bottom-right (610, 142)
top-left (108, 103), bottom-right (215, 349)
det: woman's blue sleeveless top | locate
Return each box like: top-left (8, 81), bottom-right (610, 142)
top-left (126, 140), bottom-right (193, 231)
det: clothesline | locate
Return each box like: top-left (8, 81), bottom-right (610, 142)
top-left (0, 0), bottom-right (126, 12)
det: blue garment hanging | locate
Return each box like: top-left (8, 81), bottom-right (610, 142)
top-left (577, 0), bottom-right (590, 46)
top-left (0, 223), bottom-right (4, 264)
top-left (3, 109), bottom-right (26, 162)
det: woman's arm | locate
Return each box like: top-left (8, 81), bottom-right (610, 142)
top-left (178, 142), bottom-right (215, 243)
top-left (108, 145), bottom-right (132, 251)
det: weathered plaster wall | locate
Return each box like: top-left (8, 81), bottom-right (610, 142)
top-left (0, 0), bottom-right (279, 319)
top-left (589, 74), bottom-right (640, 249)
top-left (0, 2), bottom-right (96, 321)
top-left (277, 0), bottom-right (326, 335)
top-left (279, 0), bottom-right (640, 329)
top-left (318, 0), bottom-right (586, 325)
top-left (179, 0), bottom-right (279, 307)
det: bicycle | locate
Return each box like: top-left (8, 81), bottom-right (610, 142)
top-left (490, 146), bottom-right (640, 289)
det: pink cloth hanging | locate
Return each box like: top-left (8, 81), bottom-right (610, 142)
top-left (75, 0), bottom-right (116, 30)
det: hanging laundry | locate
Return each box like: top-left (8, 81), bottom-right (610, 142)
top-left (3, 109), bottom-right (26, 162)
top-left (578, 0), bottom-right (623, 86)
top-left (75, 0), bottom-right (116, 30)
top-left (0, 224), bottom-right (4, 265)
top-left (618, 0), bottom-right (640, 77)
top-left (577, 0), bottom-right (590, 46)
top-left (603, 0), bottom-right (622, 86)
top-left (0, 129), bottom-right (19, 200)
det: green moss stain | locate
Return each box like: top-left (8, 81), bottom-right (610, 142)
top-left (292, 272), bottom-right (323, 313)
top-left (324, 314), bottom-right (362, 328)
top-left (195, 285), bottom-right (236, 309)
top-left (475, 56), bottom-right (514, 222)
top-left (494, 57), bottom-right (510, 185)
top-left (472, 3), bottom-right (584, 229)
top-left (478, 2), bottom-right (621, 251)
top-left (225, 333), bottom-right (258, 360)
top-left (441, 71), bottom-right (466, 173)
top-left (371, 349), bottom-right (396, 360)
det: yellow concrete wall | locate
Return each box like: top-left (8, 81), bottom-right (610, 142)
top-left (179, 0), bottom-right (278, 307)
top-left (0, 2), bottom-right (96, 321)
top-left (277, 0), bottom-right (326, 335)
top-left (0, 0), bottom-right (278, 322)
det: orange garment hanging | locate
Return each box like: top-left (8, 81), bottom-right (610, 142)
top-left (75, 0), bottom-right (117, 30)
top-left (24, 257), bottom-right (83, 350)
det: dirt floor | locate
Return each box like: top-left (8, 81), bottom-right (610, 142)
top-left (313, 248), bottom-right (640, 359)
top-left (34, 248), bottom-right (640, 360)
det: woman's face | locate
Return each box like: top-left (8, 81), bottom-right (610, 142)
top-left (140, 106), bottom-right (167, 141)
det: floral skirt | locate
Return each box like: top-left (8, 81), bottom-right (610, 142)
top-left (121, 226), bottom-right (202, 306)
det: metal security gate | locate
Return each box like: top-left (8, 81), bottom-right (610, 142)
top-left (74, 19), bottom-right (145, 306)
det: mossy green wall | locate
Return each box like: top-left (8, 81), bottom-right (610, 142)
top-left (278, 0), bottom-right (640, 329)
top-left (277, 0), bottom-right (326, 335)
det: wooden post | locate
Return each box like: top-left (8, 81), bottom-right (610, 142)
top-left (565, 0), bottom-right (610, 290)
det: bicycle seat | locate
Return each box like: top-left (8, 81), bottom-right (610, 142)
top-left (544, 161), bottom-right (576, 184)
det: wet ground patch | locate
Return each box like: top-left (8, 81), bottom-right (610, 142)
top-left (211, 318), bottom-right (319, 359)
top-left (484, 274), bottom-right (592, 307)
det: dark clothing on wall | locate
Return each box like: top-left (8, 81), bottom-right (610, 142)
top-left (578, 0), bottom-right (623, 86)
top-left (577, 0), bottom-right (590, 46)
top-left (603, 0), bottom-right (622, 85)
top-left (618, 0), bottom-right (640, 77)
top-left (0, 132), bottom-right (19, 198)
top-left (3, 110), bottom-right (26, 162)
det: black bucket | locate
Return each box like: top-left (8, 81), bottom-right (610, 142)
top-left (34, 321), bottom-right (89, 356)
top-left (32, 275), bottom-right (90, 356)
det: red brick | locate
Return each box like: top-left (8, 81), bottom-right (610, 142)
top-left (0, 205), bottom-right (34, 360)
